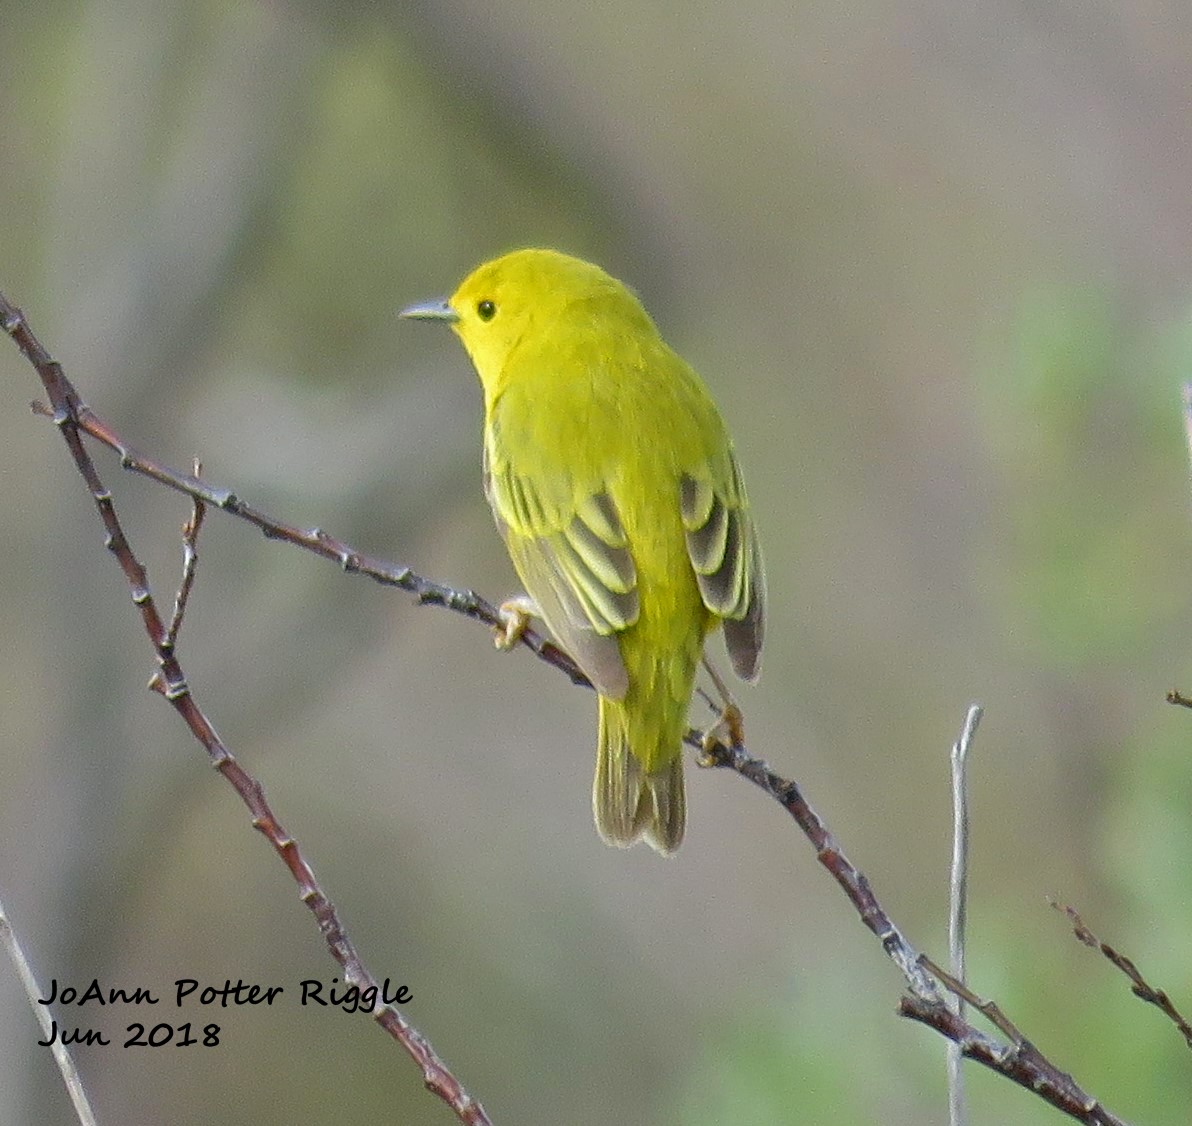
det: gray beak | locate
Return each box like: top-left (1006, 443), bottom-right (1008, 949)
top-left (399, 299), bottom-right (460, 323)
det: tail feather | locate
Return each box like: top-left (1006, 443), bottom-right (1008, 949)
top-left (594, 697), bottom-right (686, 855)
top-left (640, 758), bottom-right (685, 855)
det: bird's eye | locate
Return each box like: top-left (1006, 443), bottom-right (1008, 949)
top-left (477, 299), bottom-right (496, 322)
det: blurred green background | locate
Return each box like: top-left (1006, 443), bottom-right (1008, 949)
top-left (1, 1), bottom-right (1190, 1123)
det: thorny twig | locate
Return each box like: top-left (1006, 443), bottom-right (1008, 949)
top-left (697, 739), bottom-right (1131, 1124)
top-left (1, 291), bottom-right (1133, 1125)
top-left (4, 295), bottom-right (491, 1126)
top-left (162, 457), bottom-right (206, 652)
top-left (1053, 902), bottom-right (1192, 1051)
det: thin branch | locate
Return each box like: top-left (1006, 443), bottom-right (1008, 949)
top-left (26, 385), bottom-right (590, 687)
top-left (163, 457), bottom-right (206, 651)
top-left (901, 991), bottom-right (1128, 1126)
top-left (922, 955), bottom-right (1030, 1043)
top-left (695, 736), bottom-right (940, 998)
top-left (1, 290), bottom-right (1131, 1125)
top-left (948, 704), bottom-right (982, 1126)
top-left (912, 957), bottom-right (1129, 1125)
top-left (1181, 383), bottom-right (1192, 495)
top-left (1053, 902), bottom-right (1192, 1051)
top-left (0, 893), bottom-right (98, 1126)
top-left (697, 739), bottom-right (1129, 1124)
top-left (949, 706), bottom-right (981, 989)
top-left (1174, 386), bottom-right (1192, 713)
top-left (2, 296), bottom-right (492, 1126)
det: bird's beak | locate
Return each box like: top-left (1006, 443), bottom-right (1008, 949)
top-left (399, 298), bottom-right (460, 324)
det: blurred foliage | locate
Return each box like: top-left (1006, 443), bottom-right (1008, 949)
top-left (2, 0), bottom-right (1192, 1124)
top-left (981, 285), bottom-right (1188, 667)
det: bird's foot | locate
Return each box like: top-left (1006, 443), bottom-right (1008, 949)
top-left (697, 702), bottom-right (745, 765)
top-left (493, 594), bottom-right (540, 650)
top-left (696, 654), bottom-right (746, 764)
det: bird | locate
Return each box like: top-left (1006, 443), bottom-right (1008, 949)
top-left (402, 248), bottom-right (764, 854)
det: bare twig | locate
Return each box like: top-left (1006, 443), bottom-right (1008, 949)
top-left (2, 290), bottom-right (1131, 1125)
top-left (2, 296), bottom-right (492, 1126)
top-left (0, 893), bottom-right (98, 1126)
top-left (947, 704), bottom-right (982, 1126)
top-left (162, 457), bottom-right (206, 652)
top-left (695, 737), bottom-right (940, 999)
top-left (1181, 383), bottom-right (1192, 493)
top-left (25, 384), bottom-right (589, 688)
top-left (1053, 902), bottom-right (1192, 1051)
top-left (901, 991), bottom-right (1129, 1126)
top-left (921, 955), bottom-right (1029, 1043)
top-left (697, 738), bottom-right (1129, 1124)
top-left (1174, 386), bottom-right (1192, 714)
top-left (912, 957), bottom-right (1129, 1124)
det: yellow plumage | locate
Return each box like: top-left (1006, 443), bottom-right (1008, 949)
top-left (402, 249), bottom-right (764, 854)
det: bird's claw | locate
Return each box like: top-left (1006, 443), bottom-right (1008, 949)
top-left (697, 702), bottom-right (745, 765)
top-left (493, 595), bottom-right (539, 650)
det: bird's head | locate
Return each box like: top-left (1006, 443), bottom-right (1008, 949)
top-left (402, 248), bottom-right (649, 397)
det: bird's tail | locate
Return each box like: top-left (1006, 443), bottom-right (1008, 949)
top-left (594, 696), bottom-right (686, 855)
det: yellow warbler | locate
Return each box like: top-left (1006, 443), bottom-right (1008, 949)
top-left (402, 249), bottom-right (764, 854)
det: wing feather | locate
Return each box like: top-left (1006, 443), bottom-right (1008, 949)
top-left (562, 516), bottom-right (635, 597)
top-left (485, 442), bottom-right (637, 699)
top-left (680, 450), bottom-right (765, 681)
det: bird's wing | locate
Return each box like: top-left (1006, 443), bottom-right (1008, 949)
top-left (485, 444), bottom-right (637, 700)
top-left (679, 448), bottom-right (765, 681)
